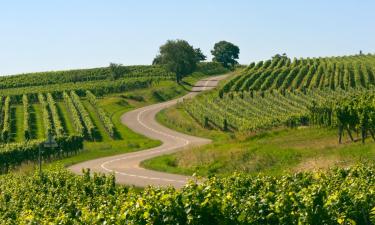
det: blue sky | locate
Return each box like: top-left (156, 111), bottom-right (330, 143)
top-left (0, 0), bottom-right (374, 75)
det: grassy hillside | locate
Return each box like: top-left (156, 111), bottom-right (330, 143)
top-left (143, 54), bottom-right (375, 176)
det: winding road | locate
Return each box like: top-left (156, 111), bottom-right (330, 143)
top-left (69, 74), bottom-right (228, 188)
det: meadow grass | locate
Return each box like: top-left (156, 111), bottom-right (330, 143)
top-left (142, 104), bottom-right (375, 177)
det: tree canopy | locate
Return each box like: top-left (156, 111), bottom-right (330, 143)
top-left (153, 40), bottom-right (206, 83)
top-left (108, 63), bottom-right (123, 80)
top-left (211, 41), bottom-right (240, 69)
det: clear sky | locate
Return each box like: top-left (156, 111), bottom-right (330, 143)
top-left (0, 0), bottom-right (374, 75)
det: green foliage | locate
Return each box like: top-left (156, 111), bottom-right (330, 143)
top-left (1, 96), bottom-right (11, 142)
top-left (196, 62), bottom-right (229, 75)
top-left (309, 90), bottom-right (375, 143)
top-left (22, 95), bottom-right (31, 140)
top-left (46, 93), bottom-right (64, 137)
top-left (109, 62), bottom-right (123, 80)
top-left (0, 65), bottom-right (174, 91)
top-left (0, 165), bottom-right (374, 224)
top-left (203, 54), bottom-right (375, 132)
top-left (211, 41), bottom-right (240, 68)
top-left (221, 54), bottom-right (375, 94)
top-left (38, 93), bottom-right (53, 138)
top-left (0, 136), bottom-right (83, 173)
top-left (153, 39), bottom-right (198, 82)
top-left (0, 78), bottom-right (159, 100)
top-left (194, 48), bottom-right (207, 61)
top-left (63, 92), bottom-right (85, 137)
top-left (185, 89), bottom-right (345, 131)
top-left (70, 91), bottom-right (95, 139)
top-left (86, 91), bottom-right (115, 138)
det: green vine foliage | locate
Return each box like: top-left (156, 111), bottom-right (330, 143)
top-left (0, 135), bottom-right (83, 173)
top-left (22, 94), bottom-right (31, 140)
top-left (1, 96), bottom-right (11, 142)
top-left (309, 91), bottom-right (375, 143)
top-left (0, 164), bottom-right (374, 224)
top-left (86, 90), bottom-right (115, 138)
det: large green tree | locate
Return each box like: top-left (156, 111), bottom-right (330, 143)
top-left (211, 41), bottom-right (240, 68)
top-left (153, 40), bottom-right (205, 83)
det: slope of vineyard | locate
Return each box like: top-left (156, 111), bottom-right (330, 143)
top-left (221, 54), bottom-right (375, 93)
top-left (0, 65), bottom-right (174, 90)
top-left (184, 54), bottom-right (375, 132)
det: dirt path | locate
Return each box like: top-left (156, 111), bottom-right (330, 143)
top-left (69, 74), bottom-right (228, 188)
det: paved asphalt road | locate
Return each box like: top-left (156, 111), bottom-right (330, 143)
top-left (69, 74), bottom-right (228, 188)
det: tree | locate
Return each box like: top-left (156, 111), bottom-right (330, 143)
top-left (211, 41), bottom-right (240, 69)
top-left (153, 40), bottom-right (198, 83)
top-left (272, 53), bottom-right (288, 61)
top-left (194, 48), bottom-right (207, 61)
top-left (109, 63), bottom-right (123, 80)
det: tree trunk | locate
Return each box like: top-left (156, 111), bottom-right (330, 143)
top-left (361, 125), bottom-right (366, 144)
top-left (369, 129), bottom-right (375, 141)
top-left (346, 127), bottom-right (354, 142)
top-left (338, 124), bottom-right (343, 144)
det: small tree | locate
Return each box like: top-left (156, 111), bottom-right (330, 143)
top-left (211, 41), bottom-right (240, 69)
top-left (109, 63), bottom-right (123, 80)
top-left (153, 40), bottom-right (201, 83)
top-left (194, 48), bottom-right (207, 61)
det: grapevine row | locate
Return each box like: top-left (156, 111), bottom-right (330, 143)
top-left (309, 90), bottom-right (375, 143)
top-left (46, 93), bottom-right (64, 137)
top-left (70, 91), bottom-right (95, 139)
top-left (37, 93), bottom-right (53, 137)
top-left (86, 91), bottom-right (115, 138)
top-left (222, 54), bottom-right (375, 93)
top-left (22, 95), bottom-right (31, 140)
top-left (0, 65), bottom-right (175, 90)
top-left (185, 89), bottom-right (354, 132)
top-left (63, 92), bottom-right (85, 137)
top-left (1, 97), bottom-right (11, 142)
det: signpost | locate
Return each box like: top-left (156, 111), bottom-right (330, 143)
top-left (39, 132), bottom-right (58, 176)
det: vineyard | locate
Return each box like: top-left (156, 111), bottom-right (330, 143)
top-left (220, 54), bottom-right (375, 93)
top-left (0, 165), bottom-right (374, 224)
top-left (0, 90), bottom-right (115, 172)
top-left (0, 62), bottom-right (226, 172)
top-left (184, 54), bottom-right (375, 134)
top-left (0, 65), bottom-right (174, 90)
top-left (0, 65), bottom-right (173, 172)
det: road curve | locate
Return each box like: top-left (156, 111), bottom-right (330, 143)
top-left (69, 74), bottom-right (228, 188)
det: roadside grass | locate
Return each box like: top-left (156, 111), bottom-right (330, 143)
top-left (142, 105), bottom-right (375, 177)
